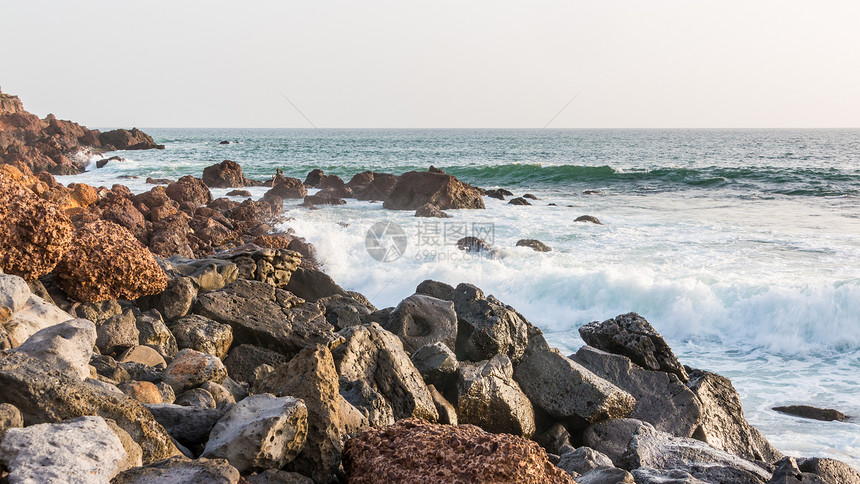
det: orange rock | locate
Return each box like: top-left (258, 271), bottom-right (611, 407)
top-left (118, 381), bottom-right (164, 404)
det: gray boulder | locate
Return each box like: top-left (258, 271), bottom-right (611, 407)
top-left (1, 279), bottom-right (75, 349)
top-left (318, 294), bottom-right (373, 330)
top-left (415, 279), bottom-right (454, 300)
top-left (583, 418), bottom-right (654, 466)
top-left (385, 294), bottom-right (457, 353)
top-left (338, 378), bottom-right (394, 427)
top-left (576, 466), bottom-right (635, 484)
top-left (797, 457), bottom-right (860, 484)
top-left (631, 467), bottom-right (708, 484)
top-left (170, 314), bottom-right (233, 359)
top-left (144, 403), bottom-right (224, 446)
top-left (455, 354), bottom-right (535, 437)
top-left (410, 342), bottom-right (459, 390)
top-left (246, 469), bottom-right (314, 484)
top-left (163, 348), bottom-right (227, 393)
top-left (768, 457), bottom-right (829, 484)
top-left (97, 310), bottom-right (140, 356)
top-left (175, 388), bottom-right (217, 408)
top-left (112, 456), bottom-right (240, 484)
top-left (202, 394), bottom-right (308, 473)
top-left (223, 344), bottom-right (288, 384)
top-left (446, 283), bottom-right (530, 363)
top-left (558, 446), bottom-right (615, 476)
top-left (15, 318), bottom-right (96, 380)
top-left (158, 276), bottom-right (197, 321)
top-left (0, 402), bottom-right (23, 434)
top-left (284, 267), bottom-right (347, 302)
top-left (160, 256), bottom-right (239, 293)
top-left (134, 309), bottom-right (178, 359)
top-left (214, 246), bottom-right (302, 288)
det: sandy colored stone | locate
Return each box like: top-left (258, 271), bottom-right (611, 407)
top-left (118, 381), bottom-right (164, 404)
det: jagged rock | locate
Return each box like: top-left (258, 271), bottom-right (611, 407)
top-left (134, 309), bottom-right (178, 359)
top-left (165, 175), bottom-right (212, 205)
top-left (1, 288), bottom-right (75, 349)
top-left (797, 457), bottom-right (860, 484)
top-left (227, 189), bottom-right (252, 197)
top-left (163, 349), bottom-right (227, 393)
top-left (170, 314), bottom-right (233, 359)
top-left (584, 418), bottom-right (667, 466)
top-left (54, 220), bottom-right (168, 302)
top-left (202, 394), bottom-right (308, 472)
top-left (456, 236), bottom-right (494, 253)
top-left (251, 346), bottom-right (341, 483)
top-left (415, 202), bottom-right (451, 218)
top-left (303, 193), bottom-right (346, 206)
top-left (456, 355), bottom-right (535, 437)
top-left (338, 394), bottom-right (370, 436)
top-left (385, 294), bottom-right (457, 353)
top-left (415, 279), bottom-right (454, 299)
top-left (104, 418), bottom-right (145, 474)
top-left (427, 384), bottom-right (458, 425)
top-left (333, 322), bottom-right (438, 422)
top-left (383, 170), bottom-right (484, 210)
top-left (0, 177), bottom-right (73, 280)
top-left (202, 160), bottom-right (251, 188)
top-left (0, 416), bottom-right (127, 483)
top-left (223, 344), bottom-right (288, 384)
top-left (0, 402), bottom-right (23, 434)
top-left (91, 354), bottom-right (131, 383)
top-left (195, 279), bottom-right (338, 356)
top-left (513, 334), bottom-right (635, 428)
top-left (573, 345), bottom-right (702, 437)
top-left (768, 457), bottom-right (829, 484)
top-left (579, 312), bottom-right (688, 382)
top-left (97, 310), bottom-right (140, 356)
top-left (348, 171), bottom-right (399, 201)
top-left (631, 467), bottom-right (708, 484)
top-left (246, 469), bottom-right (314, 484)
top-left (576, 466), bottom-right (635, 484)
top-left (516, 239), bottom-right (552, 252)
top-left (687, 368), bottom-right (783, 463)
top-left (558, 447), bottom-right (615, 476)
top-left (99, 128), bottom-right (164, 150)
top-left (410, 342), bottom-right (459, 390)
top-left (200, 382), bottom-right (236, 406)
top-left (76, 299), bottom-right (123, 325)
top-left (318, 294), bottom-right (373, 330)
top-left (485, 188), bottom-right (513, 200)
top-left (535, 423), bottom-right (573, 456)
top-left (343, 418), bottom-right (574, 484)
top-left (575, 215), bottom-right (603, 224)
top-left (156, 382), bottom-right (176, 404)
top-left (266, 170), bottom-right (307, 199)
top-left (118, 345), bottom-right (167, 369)
top-left (117, 381), bottom-right (163, 404)
top-left (118, 360), bottom-right (163, 383)
top-left (158, 276), bottom-right (197, 321)
top-left (15, 318), bottom-right (96, 380)
top-left (215, 246), bottom-right (302, 288)
top-left (772, 405), bottom-right (847, 422)
top-left (144, 403), bottom-right (223, 446)
top-left (175, 388), bottom-right (217, 408)
top-left (338, 379), bottom-right (394, 428)
top-left (618, 421), bottom-right (772, 484)
top-left (509, 197), bottom-right (532, 206)
top-left (447, 283), bottom-right (530, 363)
top-left (285, 267), bottom-right (347, 302)
top-left (111, 456), bottom-right (240, 484)
top-left (159, 256), bottom-right (238, 293)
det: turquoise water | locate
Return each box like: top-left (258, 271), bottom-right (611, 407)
top-left (65, 128), bottom-right (860, 468)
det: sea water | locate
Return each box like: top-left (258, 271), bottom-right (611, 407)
top-left (62, 128), bottom-right (860, 468)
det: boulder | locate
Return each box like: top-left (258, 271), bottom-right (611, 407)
top-left (772, 405), bottom-right (847, 422)
top-left (54, 220), bottom-right (169, 302)
top-left (485, 188), bottom-right (513, 200)
top-left (415, 202), bottom-right (451, 218)
top-left (578, 312), bottom-right (688, 382)
top-left (318, 294), bottom-right (374, 330)
top-left (0, 176), bottom-right (73, 280)
top-left (303, 193), bottom-right (346, 206)
top-left (343, 418), bottom-right (574, 484)
top-left (202, 160), bottom-right (250, 188)
top-left (455, 355), bottom-right (536, 437)
top-left (338, 379), bottom-right (394, 428)
top-left (447, 283), bottom-right (530, 363)
top-left (768, 457), bottom-right (829, 484)
top-left (162, 348), bottom-right (227, 393)
top-left (415, 279), bottom-right (454, 300)
top-left (509, 197), bottom-right (532, 205)
top-left (584, 418), bottom-right (664, 466)
top-left (223, 344), bottom-right (288, 384)
top-left (0, 402), bottom-right (24, 434)
top-left (575, 215), bottom-right (603, 224)
top-left (0, 416), bottom-right (127, 483)
top-left (99, 128), bottom-right (164, 150)
top-left (427, 384), bottom-right (458, 425)
top-left (534, 423), bottom-right (573, 456)
top-left (15, 318), bottom-right (96, 380)
top-left (410, 342), bottom-right (459, 390)
top-left (516, 239), bottom-right (552, 252)
top-left (97, 310), bottom-right (141, 356)
top-left (144, 403), bottom-right (224, 446)
top-left (333, 322), bottom-right (438, 422)
top-left (573, 345), bottom-right (702, 437)
top-left (175, 388), bottom-right (217, 408)
top-left (383, 170), bottom-right (484, 210)
top-left (214, 246), bottom-right (302, 288)
top-left (513, 334), bottom-right (635, 428)
top-left (558, 447), bottom-right (615, 477)
top-left (246, 469), bottom-right (314, 484)
top-left (0, 286), bottom-right (74, 349)
top-left (227, 189), bottom-right (252, 197)
top-left (157, 276), bottom-right (197, 321)
top-left (165, 175), bottom-right (212, 205)
top-left (202, 394), bottom-right (308, 472)
top-left (385, 294), bottom-right (457, 353)
top-left (170, 314), bottom-right (233, 359)
top-left (251, 346), bottom-right (342, 483)
top-left (200, 381), bottom-right (236, 406)
top-left (117, 381), bottom-right (164, 404)
top-left (797, 457), bottom-right (860, 484)
top-left (194, 279), bottom-right (338, 356)
top-left (631, 467), bottom-right (708, 484)
top-left (284, 267), bottom-right (347, 302)
top-left (266, 170), bottom-right (307, 199)
top-left (159, 256), bottom-right (238, 293)
top-left (456, 236), bottom-right (494, 253)
top-left (134, 309), bottom-right (178, 359)
top-left (112, 456), bottom-right (241, 484)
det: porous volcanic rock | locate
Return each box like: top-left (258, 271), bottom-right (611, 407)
top-left (112, 456), bottom-right (241, 484)
top-left (383, 170), bottom-right (484, 210)
top-left (165, 175), bottom-right (213, 205)
top-left (53, 220), bottom-right (168, 302)
top-left (343, 418), bottom-right (574, 484)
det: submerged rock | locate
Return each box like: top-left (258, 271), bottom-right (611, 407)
top-left (772, 405), bottom-right (847, 422)
top-left (575, 215), bottom-right (603, 224)
top-left (516, 238), bottom-right (551, 252)
top-left (99, 128), bottom-right (164, 150)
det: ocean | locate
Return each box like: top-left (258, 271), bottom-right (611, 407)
top-left (62, 128), bottom-right (860, 467)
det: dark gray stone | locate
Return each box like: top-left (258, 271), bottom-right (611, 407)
top-left (144, 403), bottom-right (224, 446)
top-left (284, 267), bottom-right (347, 302)
top-left (410, 342), bottom-right (459, 391)
top-left (456, 355), bottom-right (535, 437)
top-left (415, 279), bottom-right (454, 300)
top-left (385, 294), bottom-right (457, 353)
top-left (447, 283), bottom-right (530, 363)
top-left (223, 344), bottom-right (288, 384)
top-left (558, 446), bottom-right (614, 476)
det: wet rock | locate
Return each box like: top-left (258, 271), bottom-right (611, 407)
top-left (202, 394), bottom-right (308, 472)
top-left (194, 279), bottom-right (338, 356)
top-left (333, 322), bottom-right (438, 422)
top-left (215, 246), bottom-right (302, 287)
top-left (456, 236), bottom-right (493, 253)
top-left (165, 175), bottom-right (212, 205)
top-left (514, 334), bottom-right (635, 428)
top-left (797, 457), bottom-right (860, 484)
top-left (383, 170), bottom-right (485, 210)
top-left (688, 368), bottom-right (784, 463)
top-left (447, 283), bottom-right (530, 363)
top-left (227, 189), bottom-right (251, 197)
top-left (202, 160), bottom-right (251, 188)
top-left (385, 294), bottom-right (458, 353)
top-left (284, 266), bottom-right (347, 302)
top-left (415, 279), bottom-right (454, 300)
top-left (410, 342), bottom-right (459, 390)
top-left (0, 176), bottom-right (73, 280)
top-left (54, 220), bottom-right (168, 302)
top-left (343, 418), bottom-right (574, 484)
top-left (579, 312), bottom-right (688, 382)
top-left (117, 381), bottom-right (164, 404)
top-left (0, 416), bottom-right (127, 483)
top-left (772, 405), bottom-right (847, 422)
top-left (631, 467), bottom-right (708, 484)
top-left (456, 355), bottom-right (536, 437)
top-left (266, 170), bottom-right (307, 199)
top-left (223, 344), bottom-right (288, 384)
top-left (516, 238), bottom-right (552, 252)
top-left (175, 388), bottom-right (217, 408)
top-left (134, 309), bottom-right (178, 359)
top-left (509, 196), bottom-right (532, 205)
top-left (144, 403), bottom-right (224, 446)
top-left (251, 346), bottom-right (342, 483)
top-left (575, 215), bottom-right (603, 224)
top-left (163, 348), bottom-right (227, 393)
top-left (573, 345), bottom-right (702, 437)
top-left (97, 310), bottom-right (141, 357)
top-left (15, 318), bottom-right (96, 381)
top-left (485, 188), bottom-right (513, 200)
top-left (99, 127), bottom-right (164, 150)
top-left (558, 447), bottom-right (615, 476)
top-left (415, 202), bottom-right (451, 218)
top-left (170, 314), bottom-right (233, 359)
top-left (112, 456), bottom-right (240, 484)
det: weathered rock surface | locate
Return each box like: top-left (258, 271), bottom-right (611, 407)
top-left (576, 466), bottom-right (635, 484)
top-left (318, 294), bottom-right (373, 330)
top-left (223, 344), bottom-right (288, 384)
top-left (112, 456), bottom-right (241, 484)
top-left (797, 457), bottom-right (860, 484)
top-left (0, 416), bottom-right (127, 484)
top-left (159, 256), bottom-right (238, 293)
top-left (0, 177), bottom-right (73, 280)
top-left (447, 283), bottom-right (530, 363)
top-left (170, 314), bottom-right (233, 359)
top-left (284, 267), bottom-right (347, 302)
top-left (144, 403), bottom-right (224, 446)
top-left (15, 318), bottom-right (96, 380)
top-left (195, 278), bottom-right (337, 355)
top-left (266, 170), bottom-right (307, 199)
top-left (383, 170), bottom-right (485, 210)
top-left (455, 354), bottom-right (536, 437)
top-left (202, 394), bottom-right (308, 472)
top-left (97, 310), bottom-right (140, 356)
top-left (575, 215), bottom-right (603, 224)
top-left (509, 196), bottom-right (532, 206)
top-left (772, 405), bottom-right (847, 422)
top-left (117, 381), bottom-right (164, 404)
top-left (557, 446), bottom-right (615, 476)
top-left (99, 128), bottom-right (164, 150)
top-left (415, 279), bottom-right (454, 300)
top-left (246, 469), bottom-right (315, 484)
top-left (165, 175), bottom-right (212, 205)
top-left (579, 312), bottom-right (688, 382)
top-left (0, 402), bottom-right (24, 434)
top-left (768, 457), bottom-right (829, 484)
top-left (516, 238), bottom-right (552, 252)
top-left (202, 160), bottom-right (252, 188)
top-left (215, 246), bottom-right (302, 288)
top-left (415, 202), bottom-right (451, 218)
top-left (631, 467), bottom-right (708, 484)
top-left (1, 281), bottom-right (75, 349)
top-left (133, 309), bottom-right (178, 359)
top-left (54, 220), bottom-right (168, 302)
top-left (175, 388), bottom-right (217, 408)
top-left (410, 341), bottom-right (459, 389)
top-left (162, 348), bottom-right (227, 393)
top-left (385, 294), bottom-right (457, 353)
top-left (513, 334), bottom-right (635, 428)
top-left (343, 418), bottom-right (574, 484)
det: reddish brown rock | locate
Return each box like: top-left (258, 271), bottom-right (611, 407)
top-left (98, 193), bottom-right (148, 243)
top-left (149, 213), bottom-right (194, 259)
top-left (0, 176), bottom-right (74, 280)
top-left (266, 170), bottom-right (307, 199)
top-left (202, 160), bottom-right (250, 188)
top-left (54, 220), bottom-right (168, 302)
top-left (383, 170), bottom-right (484, 210)
top-left (351, 172), bottom-right (399, 201)
top-left (166, 175), bottom-right (213, 205)
top-left (343, 418), bottom-right (574, 484)
top-left (99, 128), bottom-right (164, 150)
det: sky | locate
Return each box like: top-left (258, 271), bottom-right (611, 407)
top-left (1, 1), bottom-right (859, 129)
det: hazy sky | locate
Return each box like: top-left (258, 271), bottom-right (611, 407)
top-left (2, 1), bottom-right (858, 128)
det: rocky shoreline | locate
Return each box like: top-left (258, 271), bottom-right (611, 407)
top-left (1, 94), bottom-right (858, 483)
